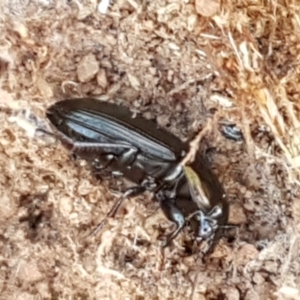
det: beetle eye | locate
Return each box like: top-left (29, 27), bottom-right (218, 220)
top-left (199, 220), bottom-right (213, 238)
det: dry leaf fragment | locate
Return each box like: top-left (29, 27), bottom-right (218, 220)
top-left (223, 287), bottom-right (240, 300)
top-left (291, 156), bottom-right (300, 168)
top-left (77, 7), bottom-right (92, 20)
top-left (107, 82), bottom-right (121, 95)
top-left (97, 69), bottom-right (108, 89)
top-left (195, 0), bottom-right (220, 17)
top-left (77, 53), bottom-right (99, 83)
top-left (13, 22), bottom-right (28, 39)
top-left (210, 93), bottom-right (233, 108)
top-left (98, 0), bottom-right (111, 14)
top-left (127, 73), bottom-right (140, 91)
top-left (17, 261), bottom-right (43, 282)
top-left (236, 244), bottom-right (259, 264)
top-left (229, 203), bottom-right (247, 225)
top-left (0, 193), bottom-right (17, 219)
top-left (187, 14), bottom-right (198, 32)
top-left (36, 77), bottom-right (53, 98)
top-left (15, 292), bottom-right (35, 300)
top-left (276, 286), bottom-right (300, 300)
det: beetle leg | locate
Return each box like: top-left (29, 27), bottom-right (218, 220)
top-left (106, 185), bottom-right (146, 218)
top-left (118, 147), bottom-right (138, 167)
top-left (70, 141), bottom-right (139, 168)
top-left (92, 154), bottom-right (115, 172)
top-left (69, 153), bottom-right (79, 161)
top-left (89, 195), bottom-right (125, 237)
top-left (71, 141), bottom-right (138, 159)
top-left (90, 185), bottom-right (147, 237)
top-left (103, 185), bottom-right (146, 222)
top-left (35, 127), bottom-right (56, 138)
top-left (124, 185), bottom-right (146, 197)
top-left (158, 196), bottom-right (185, 247)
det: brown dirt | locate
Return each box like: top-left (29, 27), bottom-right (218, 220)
top-left (0, 0), bottom-right (300, 299)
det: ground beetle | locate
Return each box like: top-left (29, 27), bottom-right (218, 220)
top-left (46, 98), bottom-right (228, 251)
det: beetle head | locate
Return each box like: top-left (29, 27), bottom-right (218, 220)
top-left (187, 204), bottom-right (223, 241)
top-left (183, 165), bottom-right (228, 247)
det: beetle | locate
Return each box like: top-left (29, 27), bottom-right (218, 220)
top-left (220, 123), bottom-right (244, 142)
top-left (46, 98), bottom-right (228, 250)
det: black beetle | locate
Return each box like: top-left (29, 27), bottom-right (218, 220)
top-left (46, 98), bottom-right (228, 251)
top-left (220, 123), bottom-right (244, 142)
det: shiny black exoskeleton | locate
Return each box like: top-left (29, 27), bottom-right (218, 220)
top-left (46, 98), bottom-right (228, 250)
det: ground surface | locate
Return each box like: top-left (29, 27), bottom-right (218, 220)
top-left (0, 0), bottom-right (300, 299)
